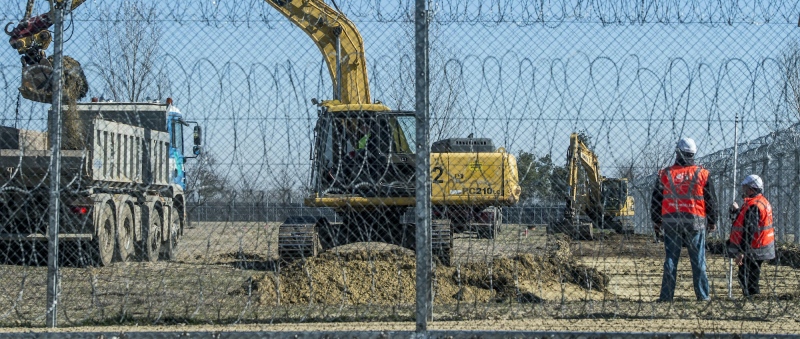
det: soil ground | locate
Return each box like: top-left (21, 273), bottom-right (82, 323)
top-left (1, 221), bottom-right (799, 334)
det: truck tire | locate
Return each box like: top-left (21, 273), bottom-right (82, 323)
top-left (142, 207), bottom-right (161, 262)
top-left (93, 203), bottom-right (116, 266)
top-left (160, 207), bottom-right (179, 261)
top-left (115, 205), bottom-right (135, 262)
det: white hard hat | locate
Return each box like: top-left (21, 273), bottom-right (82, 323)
top-left (741, 174), bottom-right (763, 190)
top-left (676, 137), bottom-right (697, 154)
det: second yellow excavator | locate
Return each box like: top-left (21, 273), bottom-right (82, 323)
top-left (548, 133), bottom-right (635, 239)
top-left (265, 0), bottom-right (521, 265)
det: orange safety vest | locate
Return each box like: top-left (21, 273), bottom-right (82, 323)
top-left (729, 194), bottom-right (774, 252)
top-left (659, 165), bottom-right (708, 217)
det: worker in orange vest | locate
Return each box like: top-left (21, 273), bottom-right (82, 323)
top-left (651, 137), bottom-right (718, 302)
top-left (728, 174), bottom-right (775, 297)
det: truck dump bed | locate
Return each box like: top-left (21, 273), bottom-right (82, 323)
top-left (0, 105), bottom-right (170, 189)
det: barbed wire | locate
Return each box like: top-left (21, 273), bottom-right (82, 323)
top-left (3, 53), bottom-right (792, 172)
top-left (0, 0), bottom-right (798, 25)
top-left (0, 0), bottom-right (799, 332)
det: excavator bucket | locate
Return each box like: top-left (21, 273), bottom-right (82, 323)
top-left (19, 55), bottom-right (88, 103)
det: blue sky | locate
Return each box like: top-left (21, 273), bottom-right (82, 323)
top-left (0, 0), bottom-right (797, 193)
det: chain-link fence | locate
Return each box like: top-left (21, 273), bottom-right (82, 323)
top-left (0, 0), bottom-right (799, 335)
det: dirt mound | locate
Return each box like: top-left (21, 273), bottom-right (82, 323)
top-left (19, 55), bottom-right (89, 149)
top-left (708, 239), bottom-right (800, 269)
top-left (773, 243), bottom-right (800, 268)
top-left (245, 235), bottom-right (609, 306)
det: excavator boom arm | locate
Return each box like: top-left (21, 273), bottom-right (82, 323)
top-left (566, 133), bottom-right (602, 202)
top-left (264, 0), bottom-right (372, 104)
top-left (567, 133), bottom-right (603, 219)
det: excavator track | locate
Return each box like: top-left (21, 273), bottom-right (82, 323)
top-left (278, 214), bottom-right (455, 266)
top-left (278, 216), bottom-right (320, 263)
top-left (547, 218), bottom-right (594, 240)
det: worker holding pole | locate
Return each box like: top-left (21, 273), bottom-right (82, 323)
top-left (727, 175), bottom-right (775, 298)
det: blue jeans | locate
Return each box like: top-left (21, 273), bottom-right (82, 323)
top-left (659, 227), bottom-right (710, 301)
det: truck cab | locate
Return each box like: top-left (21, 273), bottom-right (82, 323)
top-left (165, 101), bottom-right (202, 190)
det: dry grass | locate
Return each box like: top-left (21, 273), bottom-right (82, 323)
top-left (0, 221), bottom-right (798, 331)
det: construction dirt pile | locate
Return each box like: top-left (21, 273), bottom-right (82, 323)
top-left (774, 242), bottom-right (800, 268)
top-left (244, 235), bottom-right (609, 306)
top-left (19, 55), bottom-right (89, 149)
top-left (707, 238), bottom-right (800, 269)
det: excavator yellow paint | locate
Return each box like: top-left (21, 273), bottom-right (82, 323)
top-left (306, 149), bottom-right (521, 208)
top-left (265, 0), bottom-right (372, 105)
top-left (321, 101), bottom-right (391, 113)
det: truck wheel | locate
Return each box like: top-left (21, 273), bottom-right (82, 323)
top-left (142, 208), bottom-right (162, 262)
top-left (115, 205), bottom-right (135, 262)
top-left (93, 204), bottom-right (116, 266)
top-left (160, 207), bottom-right (179, 261)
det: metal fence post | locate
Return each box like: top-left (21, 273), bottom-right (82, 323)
top-left (46, 0), bottom-right (67, 328)
top-left (796, 151), bottom-right (800, 244)
top-left (414, 0), bottom-right (432, 335)
top-left (777, 155), bottom-right (785, 242)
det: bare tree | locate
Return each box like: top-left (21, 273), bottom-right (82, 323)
top-left (93, 0), bottom-right (162, 101)
top-left (783, 41), bottom-right (800, 119)
top-left (386, 24), bottom-right (466, 141)
top-left (185, 154), bottom-right (231, 212)
top-left (616, 139), bottom-right (674, 190)
top-left (268, 168), bottom-right (297, 205)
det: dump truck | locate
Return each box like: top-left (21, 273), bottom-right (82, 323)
top-left (0, 100), bottom-right (202, 265)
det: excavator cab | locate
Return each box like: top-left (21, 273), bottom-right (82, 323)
top-left (601, 178), bottom-right (627, 212)
top-left (601, 177), bottom-right (635, 234)
top-left (311, 106), bottom-right (417, 198)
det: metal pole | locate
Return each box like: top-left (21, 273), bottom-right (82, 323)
top-left (777, 156), bottom-right (785, 242)
top-left (46, 0), bottom-right (67, 328)
top-left (728, 113), bottom-right (739, 299)
top-left (414, 0), bottom-right (431, 335)
top-left (795, 151), bottom-right (800, 244)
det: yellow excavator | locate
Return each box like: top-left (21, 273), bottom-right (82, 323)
top-left (548, 133), bottom-right (634, 239)
top-left (265, 0), bottom-right (520, 265)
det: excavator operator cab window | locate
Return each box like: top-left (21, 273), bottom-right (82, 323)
top-left (312, 110), bottom-right (416, 197)
top-left (392, 115), bottom-right (415, 154)
top-left (602, 179), bottom-right (624, 210)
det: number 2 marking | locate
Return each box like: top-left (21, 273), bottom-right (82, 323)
top-left (432, 166), bottom-right (444, 183)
